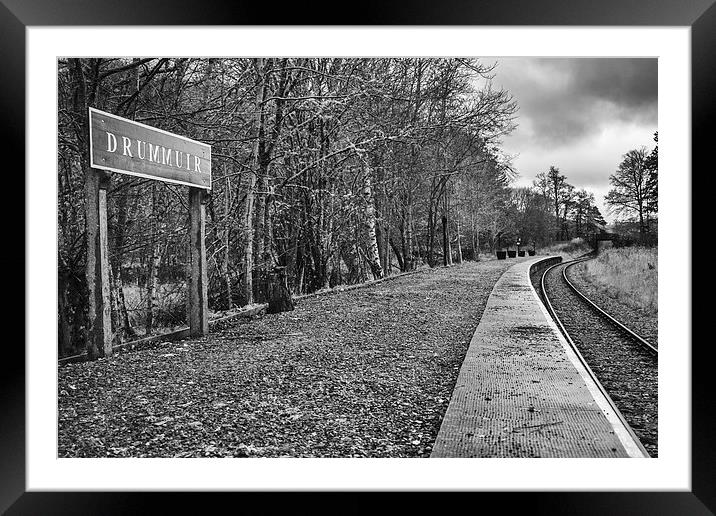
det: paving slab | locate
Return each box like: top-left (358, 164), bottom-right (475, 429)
top-left (431, 256), bottom-right (646, 458)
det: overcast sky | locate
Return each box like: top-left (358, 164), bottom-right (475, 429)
top-left (489, 58), bottom-right (657, 223)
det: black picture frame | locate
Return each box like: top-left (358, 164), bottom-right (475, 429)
top-left (4, 0), bottom-right (710, 513)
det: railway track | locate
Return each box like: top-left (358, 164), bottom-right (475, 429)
top-left (538, 256), bottom-right (658, 457)
top-left (562, 259), bottom-right (658, 355)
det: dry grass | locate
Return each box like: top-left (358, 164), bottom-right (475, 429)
top-left (540, 237), bottom-right (593, 260)
top-left (578, 247), bottom-right (658, 315)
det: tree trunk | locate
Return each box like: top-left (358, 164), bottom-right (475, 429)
top-left (444, 191), bottom-right (453, 265)
top-left (455, 220), bottom-right (463, 264)
top-left (145, 183), bottom-right (160, 335)
top-left (383, 220), bottom-right (391, 275)
top-left (389, 237), bottom-right (405, 272)
top-left (286, 211), bottom-right (299, 292)
top-left (109, 186), bottom-right (134, 341)
top-left (362, 168), bottom-right (384, 279)
top-left (145, 240), bottom-right (160, 335)
top-left (475, 227), bottom-right (480, 260)
top-left (264, 193), bottom-right (274, 267)
top-left (638, 199), bottom-right (646, 240)
top-left (399, 220), bottom-right (409, 273)
top-left (223, 173), bottom-right (233, 310)
top-left (427, 182), bottom-right (437, 267)
top-left (242, 57), bottom-right (265, 306)
top-left (442, 214), bottom-right (449, 266)
top-left (115, 263), bottom-right (134, 338)
top-left (401, 196), bottom-right (414, 272)
top-left (108, 262), bottom-right (120, 343)
top-left (375, 222), bottom-right (386, 276)
top-left (254, 122), bottom-right (268, 274)
top-left (297, 263), bottom-right (305, 295)
top-left (471, 212), bottom-right (480, 260)
top-left (266, 267), bottom-right (294, 314)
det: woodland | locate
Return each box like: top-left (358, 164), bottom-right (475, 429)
top-left (58, 58), bottom-right (653, 356)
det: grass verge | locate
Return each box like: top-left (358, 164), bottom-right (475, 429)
top-left (577, 247), bottom-right (657, 315)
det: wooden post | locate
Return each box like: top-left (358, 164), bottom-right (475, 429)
top-left (188, 187), bottom-right (209, 336)
top-left (85, 170), bottom-right (112, 359)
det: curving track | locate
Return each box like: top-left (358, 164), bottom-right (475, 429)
top-left (539, 256), bottom-right (658, 457)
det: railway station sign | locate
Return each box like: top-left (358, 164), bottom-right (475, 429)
top-left (89, 107), bottom-right (211, 190)
top-left (85, 107), bottom-right (211, 360)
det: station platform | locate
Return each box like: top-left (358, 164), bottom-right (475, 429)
top-left (431, 256), bottom-right (647, 458)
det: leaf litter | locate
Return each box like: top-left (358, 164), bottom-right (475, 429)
top-left (58, 259), bottom-right (519, 458)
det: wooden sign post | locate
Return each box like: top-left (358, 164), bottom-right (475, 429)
top-left (87, 108), bottom-right (212, 358)
top-left (85, 170), bottom-right (113, 360)
top-left (188, 188), bottom-right (209, 336)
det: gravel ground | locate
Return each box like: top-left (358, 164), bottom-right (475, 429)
top-left (541, 261), bottom-right (658, 457)
top-left (58, 258), bottom-right (526, 458)
top-left (568, 261), bottom-right (658, 347)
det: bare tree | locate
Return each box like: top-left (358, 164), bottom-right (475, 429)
top-left (605, 147), bottom-right (655, 240)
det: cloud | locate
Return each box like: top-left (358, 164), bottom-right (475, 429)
top-left (488, 57), bottom-right (658, 222)
top-left (569, 58), bottom-right (657, 111)
top-left (494, 58), bottom-right (657, 146)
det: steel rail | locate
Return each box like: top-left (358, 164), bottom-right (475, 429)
top-left (562, 259), bottom-right (658, 356)
top-left (539, 258), bottom-right (650, 458)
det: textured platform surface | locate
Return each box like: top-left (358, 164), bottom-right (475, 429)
top-left (431, 257), bottom-right (644, 458)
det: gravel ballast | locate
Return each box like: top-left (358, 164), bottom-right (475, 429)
top-left (58, 258), bottom-right (528, 458)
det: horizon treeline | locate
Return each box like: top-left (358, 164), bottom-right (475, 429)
top-left (58, 57), bottom-right (615, 355)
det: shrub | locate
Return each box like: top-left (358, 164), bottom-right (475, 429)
top-left (122, 282), bottom-right (187, 333)
top-left (539, 237), bottom-right (593, 260)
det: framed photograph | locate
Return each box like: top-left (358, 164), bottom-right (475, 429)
top-left (6, 0), bottom-right (710, 512)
